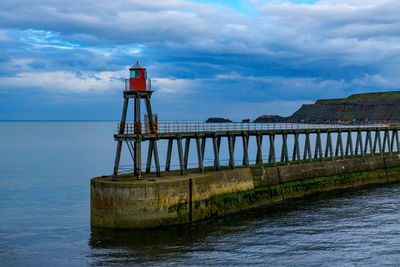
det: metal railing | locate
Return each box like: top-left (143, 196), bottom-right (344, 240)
top-left (117, 121), bottom-right (394, 135)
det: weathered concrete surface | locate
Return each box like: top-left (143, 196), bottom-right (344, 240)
top-left (91, 168), bottom-right (253, 228)
top-left (91, 154), bottom-right (400, 229)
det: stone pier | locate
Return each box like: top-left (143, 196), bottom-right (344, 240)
top-left (91, 154), bottom-right (400, 228)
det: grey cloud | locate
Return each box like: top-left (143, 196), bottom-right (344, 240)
top-left (2, 0), bottom-right (398, 67)
top-left (0, 0), bottom-right (242, 45)
top-left (259, 0), bottom-right (400, 43)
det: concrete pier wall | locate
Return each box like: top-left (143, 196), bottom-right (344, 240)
top-left (91, 154), bottom-right (400, 228)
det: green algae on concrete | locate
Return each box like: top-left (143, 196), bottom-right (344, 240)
top-left (91, 154), bottom-right (400, 229)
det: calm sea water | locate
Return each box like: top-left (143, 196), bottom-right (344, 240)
top-left (1, 121), bottom-right (400, 266)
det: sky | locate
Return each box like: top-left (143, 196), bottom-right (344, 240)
top-left (0, 0), bottom-right (399, 121)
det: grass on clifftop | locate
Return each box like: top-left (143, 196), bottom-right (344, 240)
top-left (316, 91), bottom-right (400, 104)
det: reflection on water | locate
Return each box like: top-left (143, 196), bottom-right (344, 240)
top-left (89, 185), bottom-right (400, 266)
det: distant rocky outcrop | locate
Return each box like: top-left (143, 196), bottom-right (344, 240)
top-left (253, 115), bottom-right (287, 123)
top-left (205, 117), bottom-right (232, 123)
top-left (255, 91), bottom-right (400, 122)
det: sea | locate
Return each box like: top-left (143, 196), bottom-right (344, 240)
top-left (1, 121), bottom-right (400, 266)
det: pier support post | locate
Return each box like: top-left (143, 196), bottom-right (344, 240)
top-left (112, 142), bottom-right (123, 181)
top-left (293, 133), bottom-right (301, 164)
top-left (145, 140), bottom-right (160, 176)
top-left (135, 139), bottom-right (142, 179)
top-left (391, 130), bottom-right (395, 153)
top-left (184, 137), bottom-right (190, 170)
top-left (177, 137), bottom-right (186, 175)
top-left (243, 135), bottom-right (249, 167)
top-left (256, 134), bottom-right (263, 167)
top-left (373, 130), bottom-right (382, 155)
top-left (345, 130), bottom-right (354, 158)
top-left (213, 136), bottom-right (220, 171)
top-left (214, 137), bottom-right (221, 167)
top-left (201, 137), bottom-right (206, 163)
top-left (144, 95), bottom-right (155, 134)
top-left (355, 130), bottom-right (364, 158)
top-left (242, 135), bottom-right (249, 167)
top-left (304, 132), bottom-right (312, 163)
top-left (146, 140), bottom-right (154, 173)
top-left (256, 135), bottom-right (263, 166)
top-left (153, 139), bottom-right (161, 177)
top-left (143, 94), bottom-right (160, 176)
top-left (134, 96), bottom-right (143, 179)
top-left (382, 130), bottom-right (390, 154)
top-left (196, 136), bottom-right (204, 173)
top-left (165, 138), bottom-right (173, 171)
top-left (281, 134), bottom-right (289, 165)
top-left (112, 97), bottom-right (129, 181)
top-left (325, 131), bottom-right (334, 160)
top-left (314, 132), bottom-right (323, 161)
top-left (395, 130), bottom-right (400, 154)
top-left (359, 130), bottom-right (364, 158)
top-left (335, 131), bottom-right (344, 159)
top-left (269, 134), bottom-right (276, 166)
top-left (228, 135), bottom-right (235, 169)
top-left (383, 130), bottom-right (390, 154)
top-left (365, 130), bottom-right (373, 156)
top-left (390, 129), bottom-right (399, 154)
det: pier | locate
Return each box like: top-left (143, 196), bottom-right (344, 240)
top-left (113, 118), bottom-right (400, 178)
top-left (91, 64), bottom-right (400, 229)
top-left (101, 97), bottom-right (400, 229)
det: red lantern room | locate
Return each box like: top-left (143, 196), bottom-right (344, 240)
top-left (129, 61), bottom-right (148, 91)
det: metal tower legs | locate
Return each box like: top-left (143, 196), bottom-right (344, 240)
top-left (112, 92), bottom-right (160, 181)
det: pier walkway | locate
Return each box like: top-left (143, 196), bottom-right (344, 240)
top-left (113, 121), bottom-right (400, 179)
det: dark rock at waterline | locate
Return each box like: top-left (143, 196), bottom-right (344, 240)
top-left (253, 115), bottom-right (288, 123)
top-left (205, 117), bottom-right (232, 123)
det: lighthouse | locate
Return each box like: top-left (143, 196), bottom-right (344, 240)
top-left (113, 62), bottom-right (158, 180)
top-left (129, 61), bottom-right (149, 91)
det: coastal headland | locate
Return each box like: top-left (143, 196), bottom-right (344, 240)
top-left (206, 91), bottom-right (400, 123)
top-left (255, 91), bottom-right (400, 123)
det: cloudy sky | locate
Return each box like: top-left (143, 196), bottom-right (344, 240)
top-left (1, 0), bottom-right (399, 120)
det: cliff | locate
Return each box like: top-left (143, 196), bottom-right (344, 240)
top-left (255, 91), bottom-right (400, 122)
